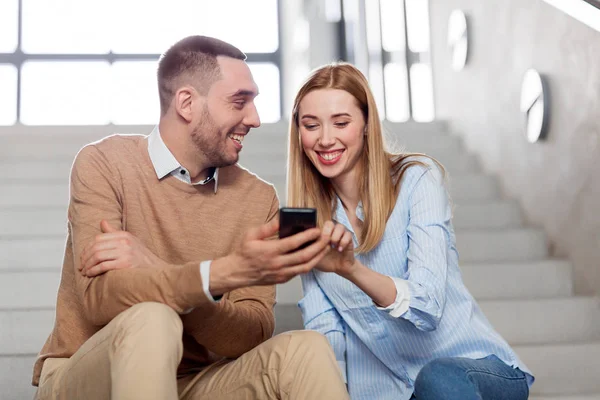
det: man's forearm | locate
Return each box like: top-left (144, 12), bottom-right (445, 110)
top-left (79, 261), bottom-right (209, 326)
top-left (182, 287), bottom-right (276, 358)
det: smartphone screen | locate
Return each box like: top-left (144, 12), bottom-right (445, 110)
top-left (279, 207), bottom-right (317, 250)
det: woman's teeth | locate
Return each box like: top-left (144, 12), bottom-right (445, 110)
top-left (320, 150), bottom-right (343, 160)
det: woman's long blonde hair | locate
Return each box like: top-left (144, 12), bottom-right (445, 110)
top-left (287, 62), bottom-right (444, 253)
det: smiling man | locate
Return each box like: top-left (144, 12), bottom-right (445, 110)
top-left (32, 36), bottom-right (348, 400)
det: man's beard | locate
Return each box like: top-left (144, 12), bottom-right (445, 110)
top-left (190, 106), bottom-right (239, 168)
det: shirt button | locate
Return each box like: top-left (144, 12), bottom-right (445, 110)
top-left (180, 170), bottom-right (186, 175)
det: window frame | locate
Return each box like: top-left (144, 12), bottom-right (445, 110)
top-left (0, 0), bottom-right (284, 125)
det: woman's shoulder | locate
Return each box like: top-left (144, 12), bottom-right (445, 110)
top-left (390, 153), bottom-right (445, 189)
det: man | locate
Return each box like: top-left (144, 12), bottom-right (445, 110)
top-left (33, 35), bottom-right (349, 400)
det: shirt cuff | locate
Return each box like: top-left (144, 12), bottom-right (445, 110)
top-left (376, 276), bottom-right (410, 318)
top-left (200, 260), bottom-right (221, 302)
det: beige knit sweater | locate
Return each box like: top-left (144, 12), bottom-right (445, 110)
top-left (33, 134), bottom-right (278, 385)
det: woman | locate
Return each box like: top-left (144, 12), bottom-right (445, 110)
top-left (287, 63), bottom-right (533, 400)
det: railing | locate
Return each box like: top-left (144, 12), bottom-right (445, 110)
top-left (543, 0), bottom-right (600, 33)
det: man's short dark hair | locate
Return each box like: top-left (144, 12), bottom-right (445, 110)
top-left (157, 35), bottom-right (246, 114)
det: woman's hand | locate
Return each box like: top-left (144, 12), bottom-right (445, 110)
top-left (316, 221), bottom-right (358, 277)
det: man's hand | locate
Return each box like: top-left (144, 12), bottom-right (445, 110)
top-left (315, 221), bottom-right (358, 277)
top-left (79, 220), bottom-right (170, 277)
top-left (209, 218), bottom-right (331, 296)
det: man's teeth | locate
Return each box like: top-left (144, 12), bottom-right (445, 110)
top-left (321, 151), bottom-right (343, 160)
top-left (230, 134), bottom-right (244, 143)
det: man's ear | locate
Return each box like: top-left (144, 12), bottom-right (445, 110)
top-left (174, 86), bottom-right (198, 123)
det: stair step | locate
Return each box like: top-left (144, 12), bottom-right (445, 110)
top-left (0, 229), bottom-right (549, 274)
top-left (453, 201), bottom-right (522, 229)
top-left (461, 260), bottom-right (573, 299)
top-left (0, 200), bottom-right (521, 236)
top-left (0, 172), bottom-right (501, 210)
top-left (273, 298), bottom-right (600, 345)
top-left (0, 310), bottom-right (54, 354)
top-left (0, 355), bottom-right (37, 400)
top-left (457, 228), bottom-right (548, 263)
top-left (0, 272), bottom-right (60, 308)
top-left (0, 238), bottom-right (65, 270)
top-left (480, 297), bottom-right (600, 345)
top-left (0, 209), bottom-right (67, 236)
top-left (517, 342), bottom-right (600, 395)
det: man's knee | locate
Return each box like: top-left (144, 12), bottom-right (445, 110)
top-left (414, 358), bottom-right (478, 400)
top-left (112, 302), bottom-right (183, 347)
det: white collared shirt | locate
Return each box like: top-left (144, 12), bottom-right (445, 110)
top-left (147, 126), bottom-right (218, 303)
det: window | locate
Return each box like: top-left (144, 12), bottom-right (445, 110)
top-left (1, 0), bottom-right (282, 125)
top-left (362, 0), bottom-right (435, 122)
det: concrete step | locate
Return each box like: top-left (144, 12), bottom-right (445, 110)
top-left (0, 200), bottom-right (521, 236)
top-left (480, 297), bottom-right (600, 345)
top-left (453, 200), bottom-right (522, 229)
top-left (272, 298), bottom-right (600, 345)
top-left (518, 342), bottom-right (600, 395)
top-left (0, 355), bottom-right (37, 400)
top-left (461, 260), bottom-right (573, 299)
top-left (456, 228), bottom-right (549, 263)
top-left (0, 238), bottom-right (65, 270)
top-left (0, 309), bottom-right (55, 354)
top-left (0, 150), bottom-right (480, 184)
top-left (0, 121), bottom-right (446, 158)
top-left (277, 259), bottom-right (573, 306)
top-left (0, 173), bottom-right (501, 209)
top-left (0, 228), bottom-right (548, 271)
top-left (10, 297), bottom-right (598, 358)
top-left (0, 272), bottom-right (60, 309)
top-left (0, 209), bottom-right (67, 236)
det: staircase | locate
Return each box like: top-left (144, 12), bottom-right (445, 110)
top-left (0, 121), bottom-right (599, 399)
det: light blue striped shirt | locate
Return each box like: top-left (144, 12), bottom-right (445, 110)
top-left (298, 161), bottom-right (534, 400)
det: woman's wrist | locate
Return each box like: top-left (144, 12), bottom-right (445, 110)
top-left (339, 259), bottom-right (365, 282)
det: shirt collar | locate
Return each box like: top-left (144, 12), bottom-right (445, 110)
top-left (147, 126), bottom-right (219, 193)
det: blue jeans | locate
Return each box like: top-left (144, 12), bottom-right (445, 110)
top-left (411, 355), bottom-right (529, 400)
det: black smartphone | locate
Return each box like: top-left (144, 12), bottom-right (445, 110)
top-left (279, 207), bottom-right (317, 250)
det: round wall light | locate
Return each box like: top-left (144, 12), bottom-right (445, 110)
top-left (448, 10), bottom-right (469, 71)
top-left (520, 69), bottom-right (549, 143)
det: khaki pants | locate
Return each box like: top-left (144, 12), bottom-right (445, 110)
top-left (35, 302), bottom-right (349, 400)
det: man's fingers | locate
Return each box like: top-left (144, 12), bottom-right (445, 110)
top-left (80, 241), bottom-right (119, 270)
top-left (275, 245), bottom-right (330, 282)
top-left (276, 230), bottom-right (329, 266)
top-left (249, 218), bottom-right (280, 241)
top-left (82, 250), bottom-right (119, 274)
top-left (84, 260), bottom-right (122, 277)
top-left (100, 219), bottom-right (118, 234)
top-left (277, 227), bottom-right (322, 254)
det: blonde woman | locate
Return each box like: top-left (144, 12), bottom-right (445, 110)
top-left (287, 63), bottom-right (533, 400)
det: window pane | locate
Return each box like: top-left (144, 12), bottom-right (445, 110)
top-left (21, 61), bottom-right (110, 125)
top-left (249, 63), bottom-right (280, 123)
top-left (112, 0), bottom-right (279, 54)
top-left (405, 0), bottom-right (430, 53)
top-left (111, 61), bottom-right (160, 125)
top-left (22, 0), bottom-right (110, 54)
top-left (380, 0), bottom-right (406, 52)
top-left (0, 0), bottom-right (18, 53)
top-left (0, 65), bottom-right (18, 125)
top-left (369, 62), bottom-right (386, 120)
top-left (410, 63), bottom-right (434, 122)
top-left (365, 0), bottom-right (382, 54)
top-left (384, 63), bottom-right (410, 122)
